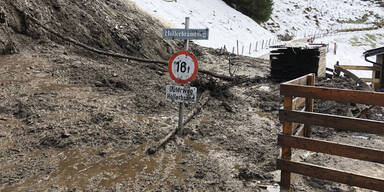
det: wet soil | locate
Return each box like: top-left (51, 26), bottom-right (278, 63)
top-left (0, 43), bottom-right (278, 191)
top-left (0, 0), bottom-right (383, 191)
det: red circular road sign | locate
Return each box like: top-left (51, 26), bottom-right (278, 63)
top-left (168, 50), bottom-right (198, 84)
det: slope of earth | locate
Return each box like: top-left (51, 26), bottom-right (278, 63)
top-left (1, 0), bottom-right (383, 192)
top-left (0, 0), bottom-right (280, 191)
top-left (0, 0), bottom-right (180, 60)
top-left (129, 0), bottom-right (275, 58)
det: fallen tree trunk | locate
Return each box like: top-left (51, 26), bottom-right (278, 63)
top-left (15, 7), bottom-right (254, 82)
top-left (146, 90), bottom-right (210, 155)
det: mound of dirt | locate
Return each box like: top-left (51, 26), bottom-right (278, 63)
top-left (0, 0), bottom-right (181, 59)
top-left (1, 0), bottom-right (383, 191)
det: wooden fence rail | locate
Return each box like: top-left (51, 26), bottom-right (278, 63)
top-left (278, 73), bottom-right (384, 191)
top-left (337, 64), bottom-right (382, 89)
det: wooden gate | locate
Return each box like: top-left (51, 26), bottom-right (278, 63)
top-left (278, 73), bottom-right (384, 191)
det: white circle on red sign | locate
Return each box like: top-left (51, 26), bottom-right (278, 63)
top-left (168, 51), bottom-right (198, 84)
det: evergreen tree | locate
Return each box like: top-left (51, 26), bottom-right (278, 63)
top-left (223, 0), bottom-right (273, 23)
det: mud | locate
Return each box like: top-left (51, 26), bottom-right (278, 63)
top-left (0, 0), bottom-right (383, 191)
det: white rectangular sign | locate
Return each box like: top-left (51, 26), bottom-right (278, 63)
top-left (162, 28), bottom-right (209, 40)
top-left (166, 85), bottom-right (197, 103)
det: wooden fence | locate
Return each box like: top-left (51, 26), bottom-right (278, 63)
top-left (278, 73), bottom-right (384, 191)
top-left (337, 64), bottom-right (382, 89)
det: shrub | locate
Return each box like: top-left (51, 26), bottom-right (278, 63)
top-left (223, 0), bottom-right (273, 23)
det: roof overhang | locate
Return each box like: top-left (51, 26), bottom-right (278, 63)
top-left (363, 47), bottom-right (384, 57)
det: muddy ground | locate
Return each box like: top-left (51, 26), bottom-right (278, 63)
top-left (0, 0), bottom-right (384, 192)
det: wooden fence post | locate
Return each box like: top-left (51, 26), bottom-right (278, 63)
top-left (379, 54), bottom-right (384, 90)
top-left (249, 43), bottom-right (252, 54)
top-left (237, 40), bottom-right (239, 55)
top-left (304, 74), bottom-right (315, 137)
top-left (232, 46), bottom-right (235, 54)
top-left (255, 41), bottom-right (258, 52)
top-left (281, 96), bottom-right (294, 191)
top-left (374, 54), bottom-right (384, 90)
top-left (334, 43), bottom-right (337, 55)
top-left (262, 40), bottom-right (264, 49)
top-left (241, 45), bottom-right (244, 55)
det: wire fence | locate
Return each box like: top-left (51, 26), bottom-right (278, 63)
top-left (225, 24), bottom-right (380, 56)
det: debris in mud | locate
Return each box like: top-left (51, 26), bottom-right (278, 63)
top-left (237, 167), bottom-right (272, 181)
top-left (1, 0), bottom-right (383, 191)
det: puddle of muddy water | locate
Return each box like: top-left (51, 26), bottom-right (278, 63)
top-left (0, 54), bottom-right (87, 94)
top-left (1, 144), bottom-right (160, 191)
top-left (2, 138), bottom-right (214, 191)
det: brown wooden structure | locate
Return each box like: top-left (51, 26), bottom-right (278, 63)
top-left (278, 73), bottom-right (384, 191)
top-left (363, 47), bottom-right (384, 90)
top-left (270, 46), bottom-right (326, 82)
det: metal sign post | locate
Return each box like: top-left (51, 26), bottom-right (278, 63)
top-left (178, 17), bottom-right (190, 135)
top-left (164, 17), bottom-right (209, 135)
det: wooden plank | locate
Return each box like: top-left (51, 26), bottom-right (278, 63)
top-left (279, 110), bottom-right (384, 135)
top-left (304, 75), bottom-right (315, 137)
top-left (280, 84), bottom-right (384, 106)
top-left (292, 97), bottom-right (306, 110)
top-left (291, 107), bottom-right (306, 133)
top-left (294, 124), bottom-right (305, 136)
top-left (277, 159), bottom-right (384, 191)
top-left (334, 65), bottom-right (372, 90)
top-left (282, 73), bottom-right (314, 85)
top-left (378, 54), bottom-right (384, 90)
top-left (281, 96), bottom-right (293, 191)
top-left (278, 134), bottom-right (384, 164)
top-left (361, 78), bottom-right (380, 83)
top-left (340, 65), bottom-right (379, 71)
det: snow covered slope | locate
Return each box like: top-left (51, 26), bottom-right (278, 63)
top-left (316, 29), bottom-right (384, 78)
top-left (264, 0), bottom-right (384, 37)
top-left (129, 0), bottom-right (275, 57)
top-left (130, 0), bottom-right (384, 79)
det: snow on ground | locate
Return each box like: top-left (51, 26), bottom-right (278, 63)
top-left (129, 0), bottom-right (275, 57)
top-left (262, 0), bottom-right (384, 79)
top-left (316, 29), bottom-right (384, 78)
top-left (129, 0), bottom-right (384, 78)
top-left (265, 0), bottom-right (384, 37)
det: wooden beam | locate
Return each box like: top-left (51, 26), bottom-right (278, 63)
top-left (281, 96), bottom-right (293, 191)
top-left (361, 78), bottom-right (380, 83)
top-left (304, 75), bottom-right (315, 137)
top-left (293, 124), bottom-right (305, 136)
top-left (279, 110), bottom-right (384, 135)
top-left (278, 134), bottom-right (384, 164)
top-left (280, 84), bottom-right (384, 106)
top-left (334, 65), bottom-right (372, 90)
top-left (282, 73), bottom-right (315, 85)
top-left (340, 65), bottom-right (380, 71)
top-left (377, 54), bottom-right (383, 89)
top-left (292, 97), bottom-right (306, 110)
top-left (277, 159), bottom-right (384, 191)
